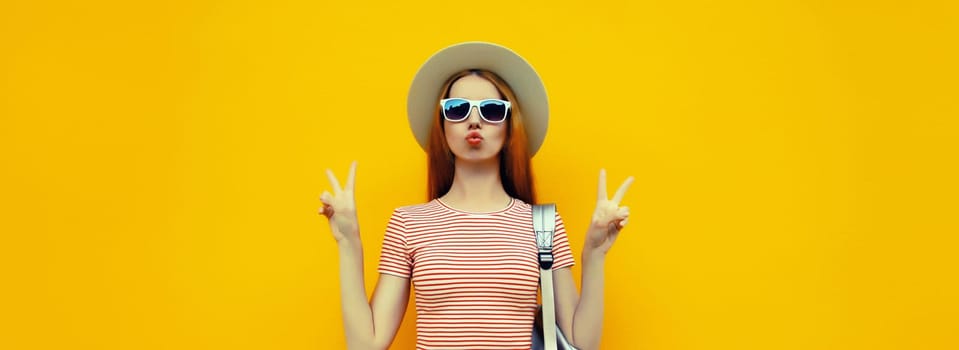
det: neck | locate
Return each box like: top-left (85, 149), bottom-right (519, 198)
top-left (441, 156), bottom-right (511, 212)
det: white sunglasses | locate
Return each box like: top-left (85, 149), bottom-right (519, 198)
top-left (439, 98), bottom-right (512, 123)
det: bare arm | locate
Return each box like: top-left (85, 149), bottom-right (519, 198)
top-left (337, 240), bottom-right (410, 349)
top-left (321, 162), bottom-right (411, 350)
top-left (554, 238), bottom-right (609, 350)
top-left (554, 169), bottom-right (634, 350)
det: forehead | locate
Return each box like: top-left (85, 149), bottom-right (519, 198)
top-left (448, 74), bottom-right (502, 100)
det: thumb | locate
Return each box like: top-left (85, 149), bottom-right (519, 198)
top-left (320, 191), bottom-right (334, 206)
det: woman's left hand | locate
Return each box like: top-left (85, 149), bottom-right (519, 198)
top-left (584, 169), bottom-right (634, 255)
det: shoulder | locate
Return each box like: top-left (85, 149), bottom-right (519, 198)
top-left (512, 198), bottom-right (532, 211)
top-left (389, 200), bottom-right (447, 221)
top-left (513, 200), bottom-right (564, 215)
top-left (394, 200), bottom-right (439, 213)
top-left (502, 198), bottom-right (535, 221)
top-left (517, 200), bottom-right (567, 222)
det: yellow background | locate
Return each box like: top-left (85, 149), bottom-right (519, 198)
top-left (2, 0), bottom-right (957, 349)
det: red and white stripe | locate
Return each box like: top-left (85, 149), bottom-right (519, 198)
top-left (378, 198), bottom-right (575, 349)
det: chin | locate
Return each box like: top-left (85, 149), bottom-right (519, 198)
top-left (452, 149), bottom-right (501, 163)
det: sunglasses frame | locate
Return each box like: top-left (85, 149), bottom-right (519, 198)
top-left (439, 98), bottom-right (512, 124)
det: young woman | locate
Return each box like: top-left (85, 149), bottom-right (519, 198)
top-left (319, 42), bottom-right (633, 350)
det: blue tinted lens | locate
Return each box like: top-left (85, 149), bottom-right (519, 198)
top-left (479, 100), bottom-right (508, 122)
top-left (443, 99), bottom-right (470, 121)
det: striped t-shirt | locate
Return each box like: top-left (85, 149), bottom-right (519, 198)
top-left (378, 198), bottom-right (575, 350)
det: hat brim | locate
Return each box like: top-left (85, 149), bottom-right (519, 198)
top-left (407, 42), bottom-right (549, 156)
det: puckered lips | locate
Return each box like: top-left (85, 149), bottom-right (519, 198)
top-left (466, 131), bottom-right (483, 146)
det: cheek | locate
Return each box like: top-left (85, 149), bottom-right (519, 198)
top-left (492, 126), bottom-right (507, 142)
top-left (442, 122), bottom-right (459, 140)
top-left (487, 127), bottom-right (508, 150)
top-left (443, 123), bottom-right (466, 151)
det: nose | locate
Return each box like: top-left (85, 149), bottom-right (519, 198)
top-left (466, 106), bottom-right (482, 128)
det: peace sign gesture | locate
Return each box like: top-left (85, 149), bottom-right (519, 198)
top-left (585, 169), bottom-right (635, 254)
top-left (318, 161), bottom-right (359, 243)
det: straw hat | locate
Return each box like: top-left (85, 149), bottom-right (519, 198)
top-left (406, 41), bottom-right (549, 156)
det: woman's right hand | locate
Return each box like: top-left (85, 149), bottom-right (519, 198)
top-left (319, 161), bottom-right (359, 244)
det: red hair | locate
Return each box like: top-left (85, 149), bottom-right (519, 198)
top-left (426, 69), bottom-right (536, 204)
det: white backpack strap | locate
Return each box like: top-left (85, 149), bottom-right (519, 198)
top-left (533, 204), bottom-right (558, 350)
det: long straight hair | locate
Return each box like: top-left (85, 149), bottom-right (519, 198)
top-left (426, 69), bottom-right (536, 204)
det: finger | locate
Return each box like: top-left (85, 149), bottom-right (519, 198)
top-left (597, 168), bottom-right (608, 201)
top-left (609, 220), bottom-right (622, 233)
top-left (320, 190), bottom-right (334, 205)
top-left (326, 169), bottom-right (343, 194)
top-left (345, 161), bottom-right (357, 191)
top-left (616, 206), bottom-right (630, 219)
top-left (620, 218), bottom-right (629, 228)
top-left (611, 176), bottom-right (634, 204)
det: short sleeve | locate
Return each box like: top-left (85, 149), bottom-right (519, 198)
top-left (551, 211), bottom-right (576, 270)
top-left (377, 209), bottom-right (412, 278)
